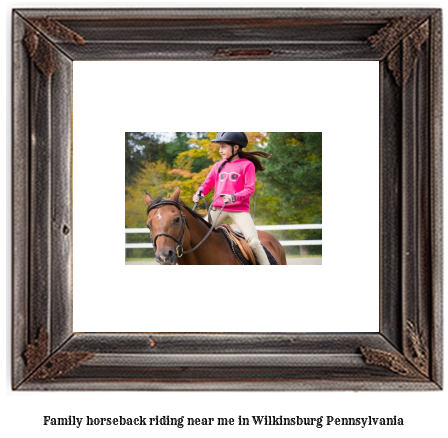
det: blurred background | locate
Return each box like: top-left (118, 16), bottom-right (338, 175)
top-left (125, 132), bottom-right (322, 263)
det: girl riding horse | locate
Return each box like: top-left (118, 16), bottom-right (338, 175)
top-left (193, 132), bottom-right (272, 265)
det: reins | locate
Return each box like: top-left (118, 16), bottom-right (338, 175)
top-left (147, 197), bottom-right (227, 258)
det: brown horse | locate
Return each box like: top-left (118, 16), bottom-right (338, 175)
top-left (145, 187), bottom-right (287, 265)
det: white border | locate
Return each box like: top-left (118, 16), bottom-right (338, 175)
top-left (73, 60), bottom-right (379, 332)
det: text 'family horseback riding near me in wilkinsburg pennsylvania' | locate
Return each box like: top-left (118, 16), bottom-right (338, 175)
top-left (42, 414), bottom-right (404, 429)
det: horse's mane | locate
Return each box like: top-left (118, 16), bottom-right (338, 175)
top-left (147, 197), bottom-right (216, 230)
top-left (180, 201), bottom-right (214, 228)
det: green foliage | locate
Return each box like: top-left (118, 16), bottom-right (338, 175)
top-left (125, 160), bottom-right (175, 227)
top-left (257, 132), bottom-right (322, 225)
top-left (125, 132), bottom-right (168, 186)
top-left (160, 132), bottom-right (190, 165)
top-left (125, 132), bottom-right (209, 186)
top-left (125, 132), bottom-right (145, 186)
top-left (174, 147), bottom-right (213, 174)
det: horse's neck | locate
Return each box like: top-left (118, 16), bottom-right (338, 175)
top-left (179, 207), bottom-right (240, 265)
top-left (182, 208), bottom-right (225, 250)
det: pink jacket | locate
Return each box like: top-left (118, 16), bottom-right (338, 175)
top-left (199, 158), bottom-right (255, 212)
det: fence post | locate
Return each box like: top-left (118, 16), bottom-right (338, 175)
top-left (300, 245), bottom-right (309, 256)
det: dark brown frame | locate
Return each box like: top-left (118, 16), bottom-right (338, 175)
top-left (12, 8), bottom-right (442, 390)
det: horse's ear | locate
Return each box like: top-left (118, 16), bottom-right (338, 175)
top-left (145, 193), bottom-right (153, 206)
top-left (169, 186), bottom-right (181, 203)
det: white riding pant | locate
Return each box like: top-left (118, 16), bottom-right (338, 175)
top-left (208, 209), bottom-right (270, 265)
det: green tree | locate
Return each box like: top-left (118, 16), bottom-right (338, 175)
top-left (159, 132), bottom-right (209, 166)
top-left (125, 159), bottom-right (175, 228)
top-left (259, 132), bottom-right (322, 225)
top-left (125, 132), bottom-right (166, 186)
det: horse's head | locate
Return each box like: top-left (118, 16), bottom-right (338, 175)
top-left (145, 186), bottom-right (185, 265)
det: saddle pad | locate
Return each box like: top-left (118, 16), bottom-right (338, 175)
top-left (218, 227), bottom-right (278, 265)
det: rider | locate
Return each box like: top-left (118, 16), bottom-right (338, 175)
top-left (193, 132), bottom-right (271, 265)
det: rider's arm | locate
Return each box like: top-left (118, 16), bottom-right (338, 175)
top-left (197, 163), bottom-right (218, 197)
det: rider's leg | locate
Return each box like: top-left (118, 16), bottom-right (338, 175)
top-left (206, 209), bottom-right (229, 228)
top-left (228, 212), bottom-right (270, 265)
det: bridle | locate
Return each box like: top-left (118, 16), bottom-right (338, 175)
top-left (146, 198), bottom-right (226, 258)
top-left (147, 200), bottom-right (188, 258)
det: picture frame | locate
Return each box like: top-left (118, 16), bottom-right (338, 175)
top-left (12, 8), bottom-right (442, 390)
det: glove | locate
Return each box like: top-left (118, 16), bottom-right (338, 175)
top-left (193, 192), bottom-right (202, 203)
top-left (222, 194), bottom-right (236, 204)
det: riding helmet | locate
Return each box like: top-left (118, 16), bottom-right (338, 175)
top-left (211, 132), bottom-right (248, 148)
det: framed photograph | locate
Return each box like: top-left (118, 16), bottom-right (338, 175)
top-left (12, 8), bottom-right (442, 390)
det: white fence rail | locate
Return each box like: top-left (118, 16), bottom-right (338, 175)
top-left (125, 224), bottom-right (322, 249)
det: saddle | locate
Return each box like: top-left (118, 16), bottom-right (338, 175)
top-left (217, 224), bottom-right (278, 265)
top-left (217, 224), bottom-right (257, 265)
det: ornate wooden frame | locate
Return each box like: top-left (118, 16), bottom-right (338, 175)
top-left (12, 8), bottom-right (442, 390)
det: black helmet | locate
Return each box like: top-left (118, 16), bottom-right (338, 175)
top-left (211, 132), bottom-right (248, 148)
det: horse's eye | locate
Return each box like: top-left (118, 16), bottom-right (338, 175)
top-left (174, 217), bottom-right (180, 224)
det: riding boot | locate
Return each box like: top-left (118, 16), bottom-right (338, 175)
top-left (246, 236), bottom-right (270, 265)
